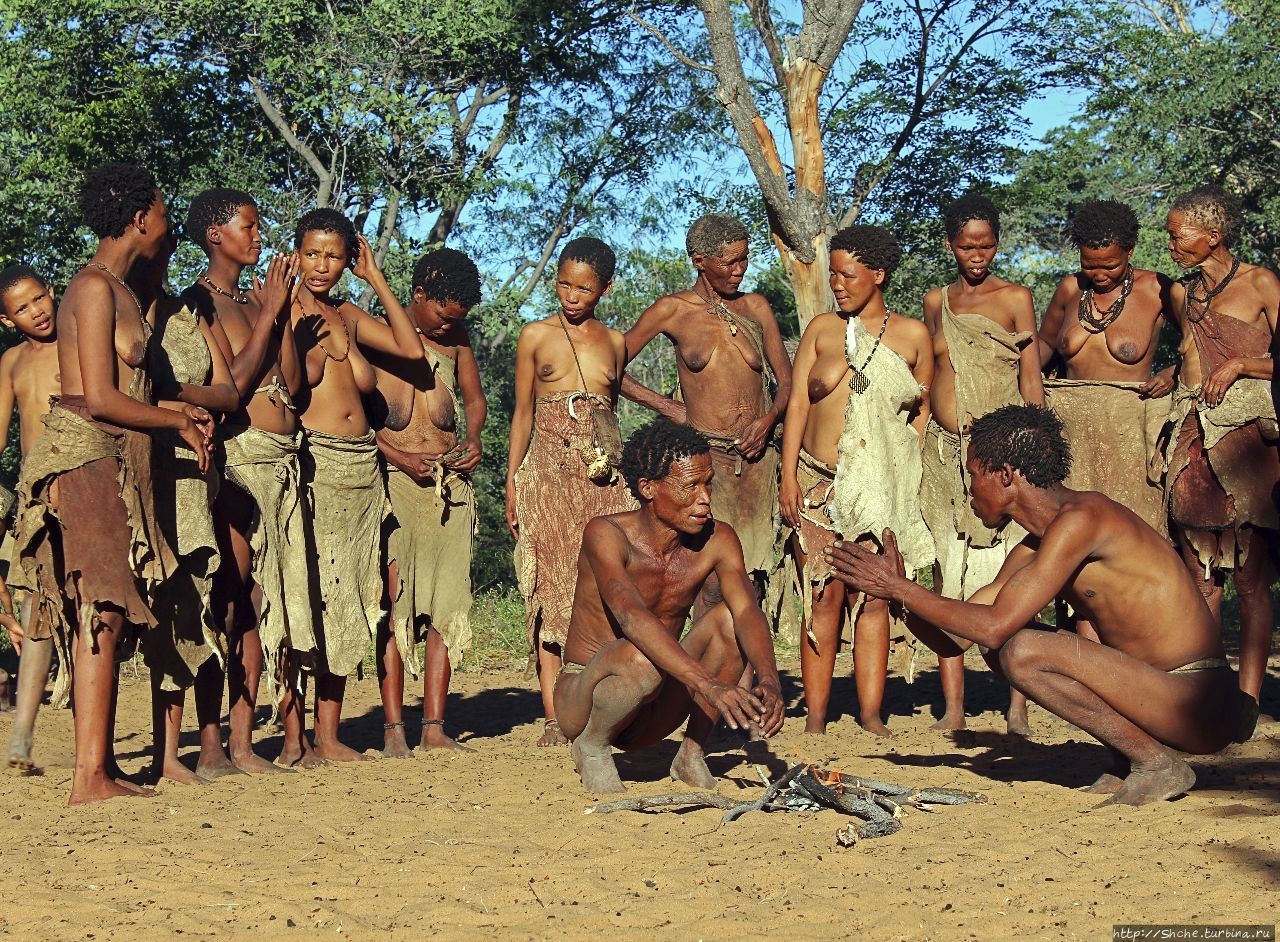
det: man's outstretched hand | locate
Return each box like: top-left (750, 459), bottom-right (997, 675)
top-left (824, 528), bottom-right (910, 602)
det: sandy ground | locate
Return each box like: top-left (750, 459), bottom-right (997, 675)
top-left (1, 652), bottom-right (1276, 942)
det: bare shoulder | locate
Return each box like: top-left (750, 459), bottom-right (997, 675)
top-left (922, 286), bottom-right (943, 316)
top-left (741, 291), bottom-right (779, 322)
top-left (517, 317), bottom-right (554, 347)
top-left (991, 279), bottom-right (1034, 305)
top-left (1242, 263), bottom-right (1280, 298)
top-left (707, 518), bottom-right (744, 557)
top-left (1051, 272), bottom-right (1080, 299)
top-left (0, 344), bottom-right (20, 380)
top-left (889, 311), bottom-right (931, 343)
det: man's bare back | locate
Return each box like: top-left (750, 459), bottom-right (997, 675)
top-left (827, 405), bottom-right (1253, 807)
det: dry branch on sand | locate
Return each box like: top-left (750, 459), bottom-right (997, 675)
top-left (587, 764), bottom-right (987, 847)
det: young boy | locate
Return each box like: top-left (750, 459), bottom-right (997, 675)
top-left (184, 188), bottom-right (308, 774)
top-left (0, 263), bottom-right (59, 771)
top-left (507, 237), bottom-right (637, 746)
top-left (15, 163), bottom-right (213, 804)
top-left (374, 248), bottom-right (486, 755)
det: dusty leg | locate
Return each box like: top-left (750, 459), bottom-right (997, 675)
top-left (7, 634), bottom-right (52, 771)
top-left (934, 654), bottom-right (967, 731)
top-left (1233, 533), bottom-right (1276, 704)
top-left (419, 627), bottom-right (470, 752)
top-left (188, 657), bottom-right (241, 778)
top-left (277, 669), bottom-right (322, 768)
top-left (70, 612), bottom-right (153, 804)
top-left (852, 595), bottom-right (892, 738)
top-left (1007, 688), bottom-right (1032, 736)
top-left (799, 575), bottom-right (844, 734)
top-left (667, 605), bottom-right (745, 788)
top-left (376, 608), bottom-right (411, 759)
top-left (554, 642), bottom-right (661, 793)
top-left (535, 629), bottom-right (567, 747)
top-left (313, 671), bottom-right (369, 761)
top-left (997, 630), bottom-right (1233, 806)
top-left (149, 674), bottom-right (205, 785)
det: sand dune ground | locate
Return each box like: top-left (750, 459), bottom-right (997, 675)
top-left (1, 653), bottom-right (1276, 941)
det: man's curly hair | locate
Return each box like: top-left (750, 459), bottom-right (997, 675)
top-left (685, 213), bottom-right (749, 258)
top-left (1069, 200), bottom-right (1139, 251)
top-left (0, 263), bottom-right (47, 304)
top-left (830, 224), bottom-right (902, 279)
top-left (78, 163), bottom-right (160, 239)
top-left (295, 208), bottom-right (358, 259)
top-left (970, 404), bottom-right (1071, 488)
top-left (558, 236), bottom-right (616, 285)
top-left (943, 192), bottom-right (1001, 241)
top-left (621, 417), bottom-right (711, 500)
top-left (412, 248), bottom-right (481, 309)
top-left (188, 188), bottom-right (256, 253)
top-left (1171, 185), bottom-right (1243, 247)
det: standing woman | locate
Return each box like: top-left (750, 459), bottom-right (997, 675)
top-left (919, 193), bottom-right (1042, 733)
top-left (507, 238), bottom-right (637, 747)
top-left (1163, 185), bottom-right (1279, 708)
top-left (285, 209), bottom-right (423, 764)
top-left (131, 227), bottom-right (240, 784)
top-left (780, 225), bottom-right (934, 737)
top-left (1037, 199), bottom-right (1175, 538)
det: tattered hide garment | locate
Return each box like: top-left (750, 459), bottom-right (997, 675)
top-left (386, 346), bottom-right (475, 674)
top-left (514, 392), bottom-right (636, 653)
top-left (1162, 301), bottom-right (1279, 573)
top-left (222, 423), bottom-right (319, 702)
top-left (302, 428), bottom-right (389, 678)
top-left (787, 449), bottom-right (839, 630)
top-left (15, 368), bottom-right (176, 707)
top-left (918, 293), bottom-right (1029, 601)
top-left (828, 316), bottom-right (936, 631)
top-left (1044, 379), bottom-right (1171, 537)
top-left (142, 304), bottom-right (223, 691)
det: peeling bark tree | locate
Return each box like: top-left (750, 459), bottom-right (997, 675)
top-left (644, 0), bottom-right (1065, 329)
top-left (690, 0), bottom-right (863, 327)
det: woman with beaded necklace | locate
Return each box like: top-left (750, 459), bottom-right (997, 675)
top-left (1036, 201), bottom-right (1178, 646)
top-left (780, 224), bottom-right (934, 738)
top-left (1163, 185), bottom-right (1279, 711)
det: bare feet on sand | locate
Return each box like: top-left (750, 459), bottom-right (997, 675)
top-left (1095, 753), bottom-right (1196, 808)
top-left (70, 773), bottom-right (157, 805)
top-left (538, 719), bottom-right (568, 747)
top-left (277, 743), bottom-right (327, 769)
top-left (158, 760), bottom-right (210, 786)
top-left (930, 710), bottom-right (967, 732)
top-left (572, 737), bottom-right (625, 793)
top-left (229, 746), bottom-right (291, 774)
top-left (383, 722), bottom-right (413, 759)
top-left (418, 720), bottom-right (475, 753)
top-left (7, 731), bottom-right (38, 774)
top-left (858, 715), bottom-right (893, 739)
top-left (195, 750), bottom-right (245, 780)
top-left (804, 716), bottom-right (827, 735)
top-left (312, 738), bottom-right (373, 762)
top-left (1006, 707), bottom-right (1032, 737)
top-left (669, 739), bottom-right (716, 789)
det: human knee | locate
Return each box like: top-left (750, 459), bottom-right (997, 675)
top-left (997, 631), bottom-right (1042, 681)
top-left (616, 644), bottom-right (663, 697)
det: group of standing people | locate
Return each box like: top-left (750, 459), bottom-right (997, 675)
top-left (0, 163), bottom-right (1273, 808)
top-left (0, 163), bottom-right (488, 803)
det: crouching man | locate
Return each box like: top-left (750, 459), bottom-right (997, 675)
top-left (554, 417), bottom-right (785, 794)
top-left (827, 404), bottom-right (1257, 807)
